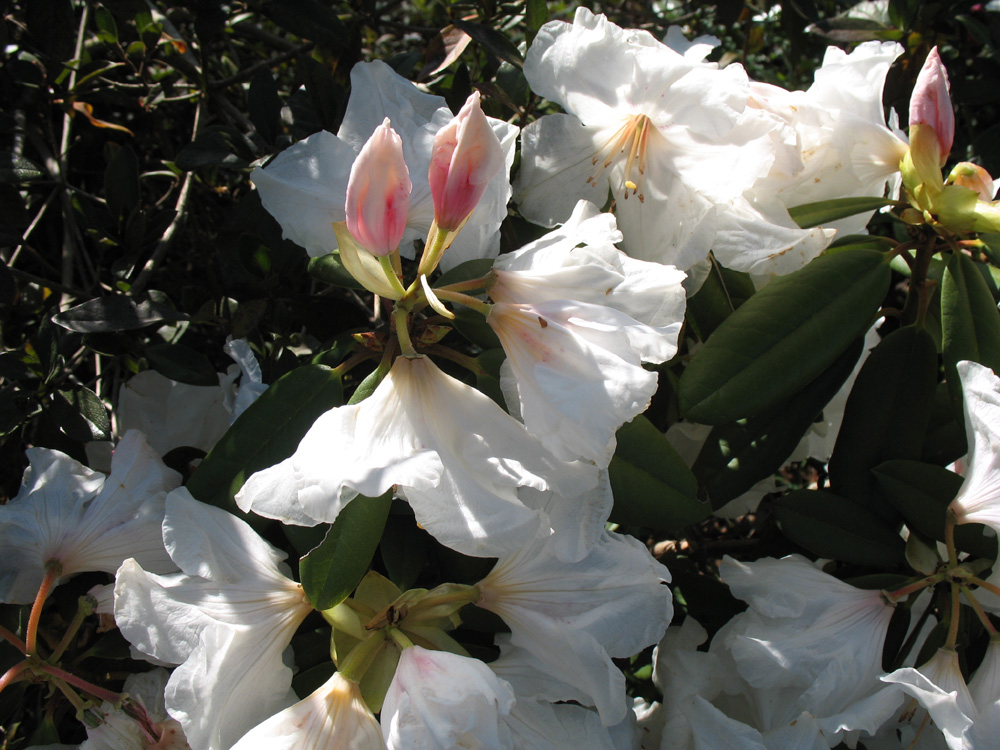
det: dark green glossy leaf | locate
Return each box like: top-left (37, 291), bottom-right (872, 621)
top-left (48, 386), bottom-right (110, 441)
top-left (609, 415), bottom-right (708, 531)
top-left (249, 67), bottom-right (281, 144)
top-left (679, 249), bottom-right (891, 424)
top-left (693, 337), bottom-right (863, 509)
top-left (686, 263), bottom-right (756, 341)
top-left (942, 250), bottom-right (1000, 422)
top-left (52, 295), bottom-right (189, 332)
top-left (105, 145), bottom-right (140, 221)
top-left (874, 459), bottom-right (996, 559)
top-left (453, 19), bottom-right (524, 68)
top-left (828, 325), bottom-right (939, 515)
top-left (186, 365), bottom-right (343, 519)
top-left (773, 489), bottom-right (905, 567)
top-left (307, 252), bottom-right (363, 289)
top-left (300, 491), bottom-right (392, 610)
top-left (263, 0), bottom-right (347, 49)
top-left (788, 197), bottom-right (896, 228)
top-left (145, 343), bottom-right (218, 386)
top-left (379, 513), bottom-right (430, 591)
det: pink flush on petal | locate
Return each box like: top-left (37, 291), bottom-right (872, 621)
top-left (909, 47), bottom-right (954, 166)
top-left (428, 91), bottom-right (505, 231)
top-left (345, 117), bottom-right (411, 256)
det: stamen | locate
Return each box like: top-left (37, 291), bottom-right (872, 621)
top-left (585, 114), bottom-right (653, 203)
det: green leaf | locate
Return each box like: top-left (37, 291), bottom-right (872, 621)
top-left (525, 0), bottom-right (550, 29)
top-left (48, 386), bottom-right (110, 441)
top-left (105, 145), bottom-right (140, 222)
top-left (300, 491), bottom-right (392, 610)
top-left (873, 460), bottom-right (996, 559)
top-left (145, 343), bottom-right (218, 386)
top-left (788, 197), bottom-right (896, 228)
top-left (679, 249), bottom-right (891, 424)
top-left (0, 152), bottom-right (44, 182)
top-left (263, 0), bottom-right (347, 48)
top-left (828, 325), bottom-right (939, 516)
top-left (307, 252), bottom-right (363, 289)
top-left (433, 258), bottom-right (494, 288)
top-left (249, 67), bottom-right (281, 144)
top-left (686, 263), bottom-right (756, 341)
top-left (693, 337), bottom-right (863, 509)
top-left (186, 365), bottom-right (343, 519)
top-left (379, 512), bottom-right (430, 591)
top-left (608, 415), bottom-right (709, 531)
top-left (453, 19), bottom-right (524, 68)
top-left (52, 296), bottom-right (189, 332)
top-left (773, 489), bottom-right (905, 567)
top-left (95, 6), bottom-right (119, 43)
top-left (942, 250), bottom-right (1000, 423)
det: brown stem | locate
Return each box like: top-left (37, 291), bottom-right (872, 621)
top-left (0, 625), bottom-right (27, 655)
top-left (26, 561), bottom-right (62, 656)
top-left (36, 662), bottom-right (122, 705)
top-left (0, 661), bottom-right (30, 696)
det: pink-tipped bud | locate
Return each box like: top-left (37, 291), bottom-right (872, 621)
top-left (909, 47), bottom-right (954, 166)
top-left (428, 91), bottom-right (505, 231)
top-left (345, 117), bottom-right (411, 256)
top-left (948, 162), bottom-right (998, 202)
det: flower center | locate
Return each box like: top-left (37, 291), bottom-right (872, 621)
top-left (587, 113), bottom-right (652, 203)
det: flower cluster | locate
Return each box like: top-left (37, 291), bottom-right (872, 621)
top-left (6, 8), bottom-right (1000, 750)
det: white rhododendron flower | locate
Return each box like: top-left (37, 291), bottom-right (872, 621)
top-left (948, 360), bottom-right (1000, 532)
top-left (516, 7), bottom-right (780, 270)
top-left (114, 489), bottom-right (313, 750)
top-left (717, 41), bottom-right (908, 275)
top-left (0, 430), bottom-right (180, 604)
top-left (236, 354), bottom-right (599, 557)
top-left (381, 646), bottom-right (515, 749)
top-left (230, 672), bottom-right (384, 750)
top-left (252, 60), bottom-right (517, 270)
top-left (720, 555), bottom-right (899, 718)
top-left (486, 200), bottom-right (685, 465)
top-left (81, 669), bottom-right (190, 750)
top-left (479, 530), bottom-right (672, 725)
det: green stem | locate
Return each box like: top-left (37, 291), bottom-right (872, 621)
top-left (49, 595), bottom-right (96, 664)
top-left (423, 345), bottom-right (487, 377)
top-left (387, 627), bottom-right (415, 651)
top-left (961, 585), bottom-right (1000, 639)
top-left (883, 571), bottom-right (945, 603)
top-left (337, 632), bottom-right (387, 683)
top-left (36, 662), bottom-right (122, 705)
top-left (430, 288), bottom-right (493, 316)
top-left (379, 254), bottom-right (408, 299)
top-left (946, 581), bottom-right (961, 648)
top-left (435, 275), bottom-right (492, 294)
top-left (393, 307), bottom-right (419, 358)
top-left (967, 575), bottom-right (1000, 599)
top-left (418, 221), bottom-right (448, 277)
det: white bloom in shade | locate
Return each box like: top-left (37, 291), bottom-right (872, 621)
top-left (478, 530), bottom-right (672, 725)
top-left (500, 696), bottom-right (625, 750)
top-left (717, 41), bottom-right (908, 276)
top-left (81, 669), bottom-right (190, 750)
top-left (948, 361), bottom-right (1000, 531)
top-left (110, 371), bottom-right (231, 464)
top-left (236, 355), bottom-right (599, 557)
top-left (0, 431), bottom-right (180, 604)
top-left (223, 338), bottom-right (267, 422)
top-left (230, 672), bottom-right (384, 750)
top-left (516, 7), bottom-right (780, 270)
top-left (485, 201), bottom-right (686, 464)
top-left (720, 555), bottom-right (897, 717)
top-left (881, 648), bottom-right (975, 750)
top-left (381, 646), bottom-right (515, 750)
top-left (251, 60), bottom-right (517, 271)
top-left (114, 489), bottom-right (313, 750)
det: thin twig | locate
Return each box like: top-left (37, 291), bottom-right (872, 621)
top-left (208, 41), bottom-right (314, 89)
top-left (130, 95), bottom-right (204, 294)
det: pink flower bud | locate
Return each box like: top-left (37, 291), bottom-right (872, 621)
top-left (428, 91), bottom-right (505, 231)
top-left (909, 47), bottom-right (954, 166)
top-left (345, 118), bottom-right (411, 256)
